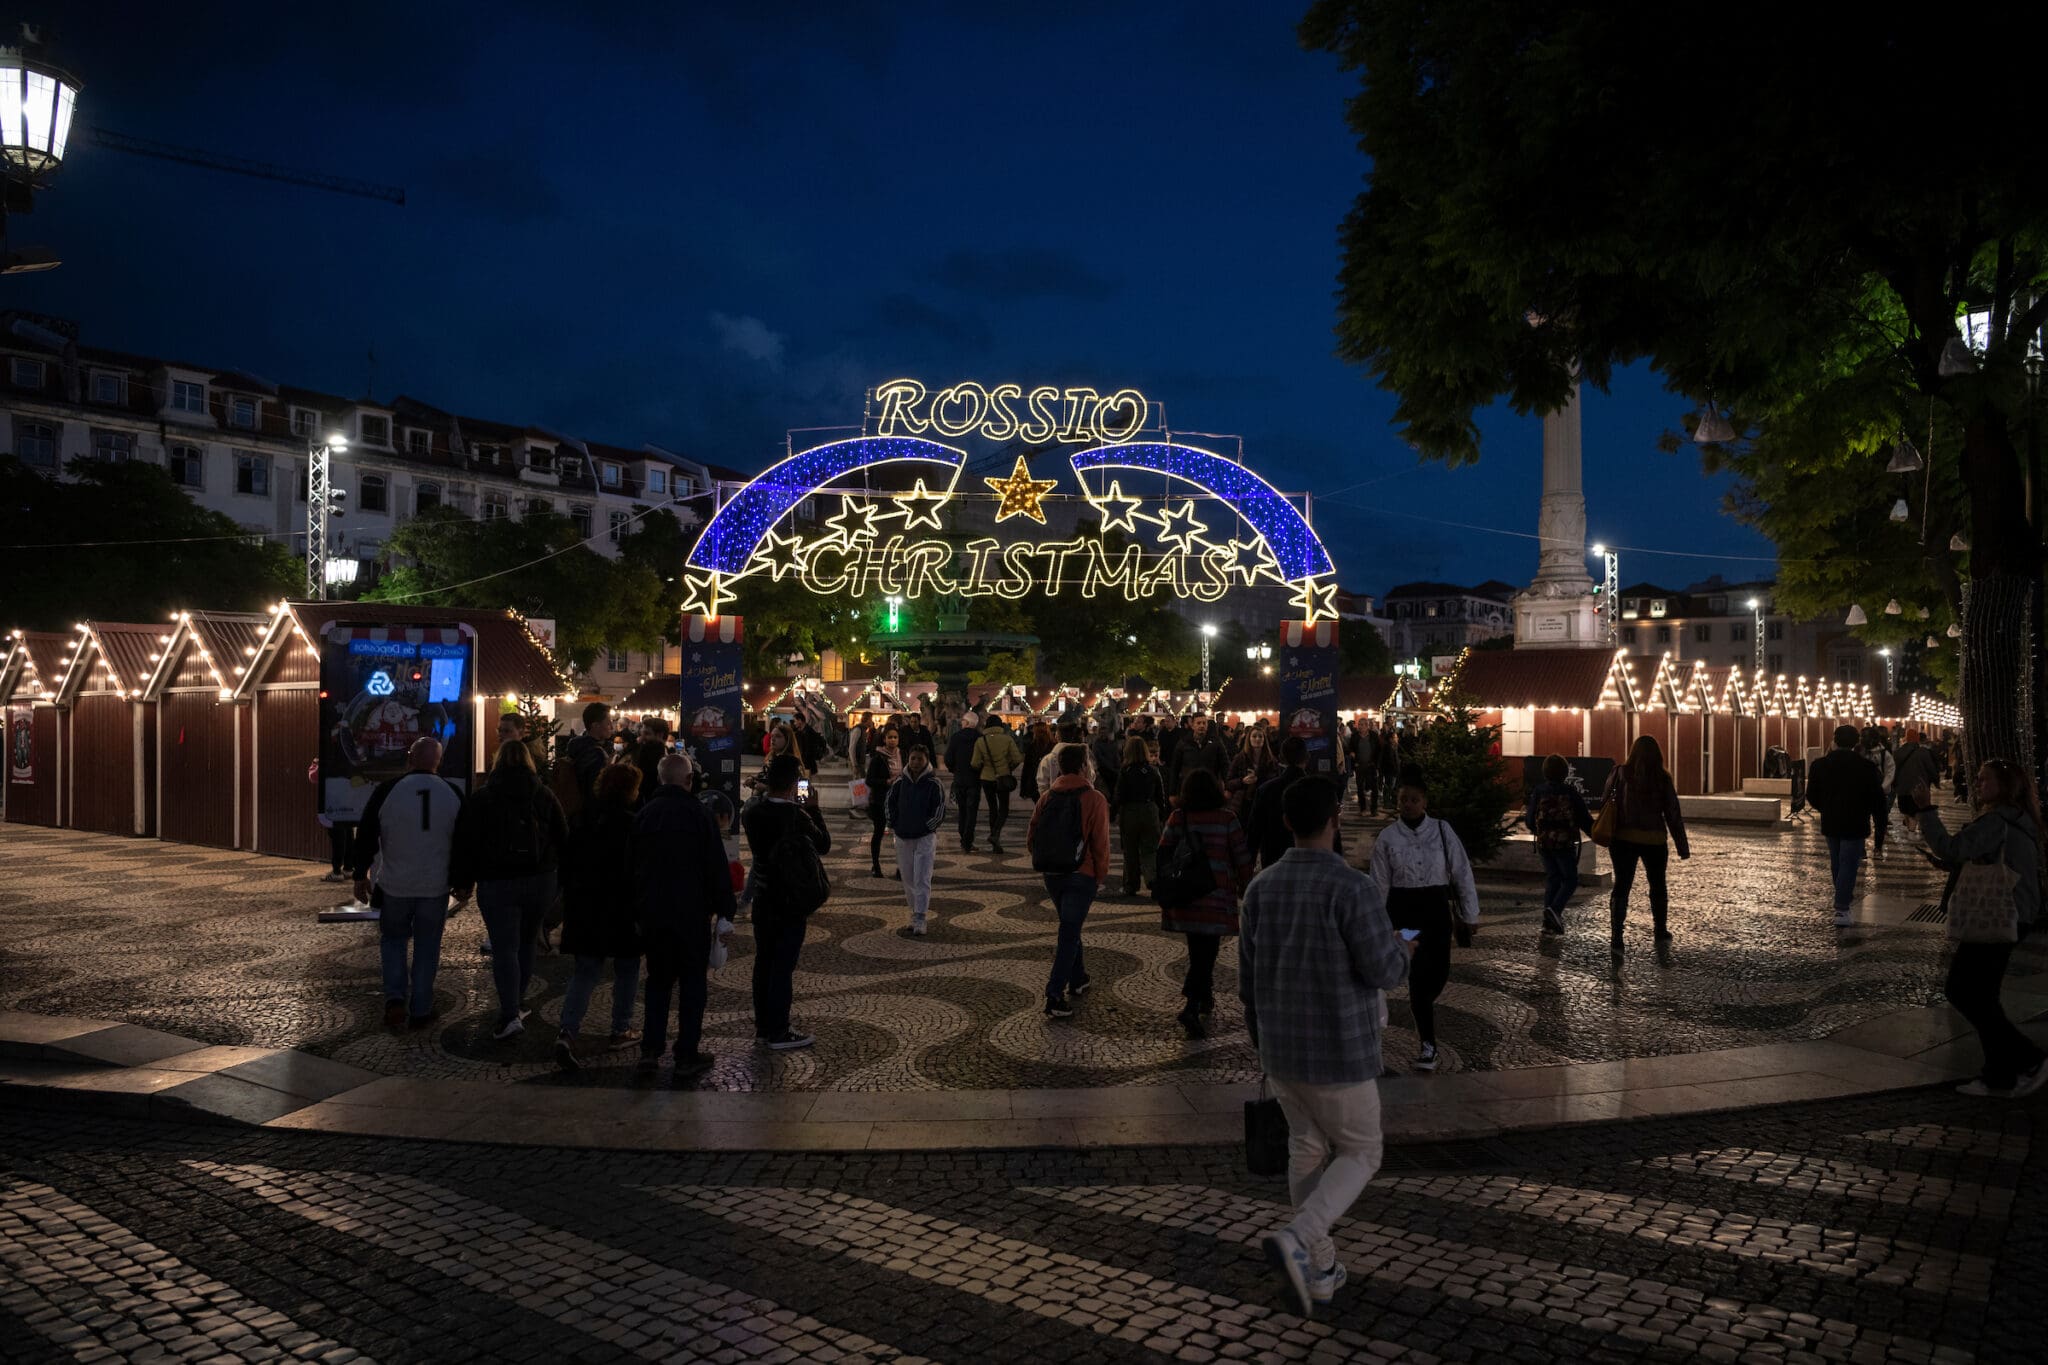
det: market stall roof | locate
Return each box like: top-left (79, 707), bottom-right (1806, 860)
top-left (142, 611), bottom-right (270, 700)
top-left (620, 675), bottom-right (680, 710)
top-left (1337, 675), bottom-right (1401, 711)
top-left (1442, 648), bottom-right (1627, 710)
top-left (55, 622), bottom-right (167, 704)
top-left (0, 630), bottom-right (71, 704)
top-left (234, 602), bottom-right (570, 702)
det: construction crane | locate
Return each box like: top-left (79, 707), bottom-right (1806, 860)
top-left (84, 126), bottom-right (405, 206)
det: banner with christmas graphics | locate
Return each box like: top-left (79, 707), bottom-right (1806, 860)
top-left (680, 614), bottom-right (744, 805)
top-left (1277, 620), bottom-right (1342, 779)
top-left (7, 705), bottom-right (32, 783)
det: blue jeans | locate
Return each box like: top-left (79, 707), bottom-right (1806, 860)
top-left (559, 954), bottom-right (641, 1040)
top-left (1043, 873), bottom-right (1097, 1004)
top-left (1538, 846), bottom-right (1579, 916)
top-left (379, 894), bottom-right (448, 1018)
top-left (477, 871), bottom-right (555, 1026)
top-left (1825, 835), bottom-right (1864, 911)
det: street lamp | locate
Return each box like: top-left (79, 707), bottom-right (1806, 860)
top-left (1200, 622), bottom-right (1218, 694)
top-left (1879, 646), bottom-right (1895, 693)
top-left (305, 432), bottom-right (349, 600)
top-left (1746, 596), bottom-right (1765, 674)
top-left (0, 32), bottom-right (80, 184)
top-left (1589, 542), bottom-right (1619, 648)
top-left (1245, 642), bottom-right (1271, 662)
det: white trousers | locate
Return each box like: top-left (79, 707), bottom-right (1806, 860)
top-left (1268, 1074), bottom-right (1384, 1270)
top-left (896, 833), bottom-right (937, 924)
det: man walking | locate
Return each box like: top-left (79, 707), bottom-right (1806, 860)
top-left (352, 737), bottom-right (467, 1030)
top-left (566, 702), bottom-right (613, 802)
top-left (944, 711), bottom-right (984, 852)
top-left (1239, 777), bottom-right (1413, 1318)
top-left (972, 714), bottom-right (1024, 855)
top-left (1030, 745), bottom-right (1111, 1019)
top-left (1248, 736), bottom-right (1346, 869)
top-left (1893, 727), bottom-right (1942, 827)
top-left (885, 745), bottom-right (948, 934)
top-left (742, 753), bottom-right (832, 1050)
top-left (633, 753), bottom-right (734, 1082)
top-left (1169, 714), bottom-right (1230, 800)
top-left (1355, 723), bottom-right (1381, 815)
top-left (1806, 724), bottom-right (1890, 926)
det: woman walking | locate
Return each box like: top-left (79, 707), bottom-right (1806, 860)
top-left (1020, 719), bottom-right (1054, 803)
top-left (1909, 760), bottom-right (2047, 1097)
top-left (1114, 734), bottom-right (1168, 898)
top-left (1225, 725), bottom-right (1278, 818)
top-left (452, 740), bottom-right (570, 1040)
top-left (1524, 754), bottom-right (1595, 935)
top-left (864, 724), bottom-right (902, 877)
top-left (1600, 736), bottom-right (1690, 948)
top-left (1368, 767), bottom-right (1479, 1071)
top-left (554, 762), bottom-right (644, 1069)
top-left (1158, 769), bottom-right (1255, 1039)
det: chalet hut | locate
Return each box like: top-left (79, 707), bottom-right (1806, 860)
top-left (0, 629), bottom-right (69, 827)
top-left (141, 611), bottom-right (269, 850)
top-left (54, 620), bottom-right (167, 837)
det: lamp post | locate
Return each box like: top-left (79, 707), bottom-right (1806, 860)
top-left (1746, 596), bottom-right (1765, 674)
top-left (885, 595), bottom-right (903, 679)
top-left (1879, 646), bottom-right (1895, 693)
top-left (1590, 542), bottom-right (1620, 648)
top-left (0, 28), bottom-right (79, 200)
top-left (305, 432), bottom-right (348, 600)
top-left (1200, 622), bottom-right (1218, 694)
top-left (1247, 640), bottom-right (1273, 678)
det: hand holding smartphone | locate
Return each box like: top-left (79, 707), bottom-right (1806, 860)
top-left (1398, 928), bottom-right (1421, 941)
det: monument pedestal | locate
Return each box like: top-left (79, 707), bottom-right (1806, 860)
top-left (1514, 587), bottom-right (1602, 650)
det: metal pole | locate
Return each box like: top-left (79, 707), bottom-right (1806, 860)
top-left (1754, 600), bottom-right (1766, 675)
top-left (306, 439), bottom-right (329, 600)
top-left (1202, 636), bottom-right (1211, 694)
top-left (1601, 551), bottom-right (1620, 648)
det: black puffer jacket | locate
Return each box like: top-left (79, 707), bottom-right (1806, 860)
top-left (559, 798), bottom-right (643, 959)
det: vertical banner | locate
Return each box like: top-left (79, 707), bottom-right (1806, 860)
top-left (680, 614), bottom-right (744, 804)
top-left (8, 704), bottom-right (33, 783)
top-left (318, 623), bottom-right (477, 823)
top-left (1278, 620), bottom-right (1342, 778)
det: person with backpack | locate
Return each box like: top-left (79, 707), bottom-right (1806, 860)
top-left (1908, 758), bottom-right (2048, 1098)
top-left (1249, 736), bottom-right (1347, 870)
top-left (1597, 736), bottom-right (1691, 949)
top-left (943, 711), bottom-right (984, 853)
top-left (863, 724), bottom-right (901, 877)
top-left (552, 761), bottom-right (646, 1070)
top-left (1030, 743), bottom-right (1112, 1019)
top-left (1157, 767), bottom-right (1256, 1039)
top-left (633, 752), bottom-right (736, 1080)
top-left (1806, 724), bottom-right (1891, 926)
top-left (884, 744), bottom-right (948, 935)
top-left (1893, 728), bottom-right (1942, 833)
top-left (1524, 754), bottom-right (1595, 935)
top-left (1241, 777), bottom-right (1413, 1319)
top-left (742, 752), bottom-right (832, 1051)
top-left (972, 715), bottom-right (1024, 856)
top-left (451, 740), bottom-right (570, 1041)
top-left (1113, 734), bottom-right (1168, 898)
top-left (1367, 766), bottom-right (1479, 1072)
top-left (351, 737), bottom-right (467, 1030)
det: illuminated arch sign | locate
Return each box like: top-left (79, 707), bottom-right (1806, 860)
top-left (682, 379), bottom-right (1339, 623)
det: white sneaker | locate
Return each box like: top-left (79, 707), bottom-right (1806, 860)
top-left (1833, 909), bottom-right (1853, 926)
top-left (1956, 1079), bottom-right (2012, 1098)
top-left (1309, 1262), bottom-right (1348, 1305)
top-left (1262, 1228), bottom-right (1315, 1318)
top-left (1415, 1042), bottom-right (1439, 1072)
top-left (910, 921), bottom-right (927, 936)
top-left (493, 1016), bottom-right (524, 1041)
top-left (2009, 1063), bottom-right (2048, 1098)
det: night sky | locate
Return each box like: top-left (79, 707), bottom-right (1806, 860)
top-left (20, 2), bottom-right (1775, 596)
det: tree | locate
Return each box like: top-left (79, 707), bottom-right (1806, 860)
top-left (1415, 703), bottom-right (1515, 863)
top-left (1340, 618), bottom-right (1393, 676)
top-left (0, 456), bottom-right (299, 628)
top-left (1302, 4), bottom-right (2048, 770)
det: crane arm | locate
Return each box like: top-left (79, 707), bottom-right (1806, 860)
top-left (84, 127), bottom-right (406, 207)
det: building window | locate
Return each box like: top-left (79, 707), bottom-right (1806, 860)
top-left (228, 396), bottom-right (257, 430)
top-left (1693, 624), bottom-right (1711, 642)
top-left (1768, 653), bottom-right (1784, 672)
top-left (171, 380), bottom-right (206, 413)
top-left (295, 466), bottom-right (307, 502)
top-left (1835, 656), bottom-right (1861, 683)
top-left (92, 428), bottom-right (133, 463)
top-left (1655, 625), bottom-right (1671, 643)
top-left (608, 510), bottom-right (629, 545)
top-left (359, 414), bottom-right (390, 447)
top-left (1729, 623), bottom-right (1747, 641)
top-left (475, 443), bottom-right (504, 467)
top-left (406, 428), bottom-right (430, 456)
top-left (291, 407), bottom-right (319, 438)
top-left (481, 492), bottom-right (507, 521)
top-left (10, 357), bottom-right (45, 387)
top-left (601, 462), bottom-right (621, 487)
top-left (1624, 627), bottom-right (1639, 646)
top-left (359, 474), bottom-right (388, 513)
top-left (570, 504), bottom-right (592, 538)
top-left (1767, 620), bottom-right (1783, 641)
top-left (168, 443), bottom-right (203, 487)
top-left (234, 450), bottom-right (271, 495)
top-left (528, 445), bottom-right (555, 473)
top-left (416, 481), bottom-right (441, 512)
top-left (648, 467), bottom-right (667, 495)
top-left (1709, 596), bottom-right (1727, 612)
top-left (92, 372), bottom-right (125, 405)
top-left (606, 647), bottom-right (628, 672)
top-left (522, 498), bottom-right (553, 519)
top-left (1424, 602), bottom-right (1439, 618)
top-left (13, 417), bottom-right (57, 467)
top-left (1649, 599), bottom-right (1668, 618)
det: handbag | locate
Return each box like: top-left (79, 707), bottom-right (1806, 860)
top-left (1589, 773), bottom-right (1621, 849)
top-left (996, 773), bottom-right (1017, 794)
top-left (1244, 1078), bottom-right (1289, 1176)
top-left (1948, 817), bottom-right (2023, 944)
top-left (1152, 818), bottom-right (1217, 910)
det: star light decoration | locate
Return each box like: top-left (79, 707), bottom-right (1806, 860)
top-left (748, 528), bottom-right (807, 582)
top-left (822, 496), bottom-right (884, 545)
top-left (1152, 499), bottom-right (1209, 554)
top-left (984, 456), bottom-right (1060, 524)
top-left (1086, 479), bottom-right (1146, 535)
top-left (1293, 577), bottom-right (1338, 624)
top-left (891, 478), bottom-right (950, 531)
top-left (680, 568), bottom-right (733, 617)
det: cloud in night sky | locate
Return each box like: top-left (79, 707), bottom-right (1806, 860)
top-left (708, 313), bottom-right (787, 369)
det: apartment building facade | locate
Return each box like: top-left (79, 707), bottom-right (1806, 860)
top-left (1615, 575), bottom-right (1872, 682)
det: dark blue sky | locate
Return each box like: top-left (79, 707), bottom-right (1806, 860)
top-left (22, 1), bottom-right (1775, 596)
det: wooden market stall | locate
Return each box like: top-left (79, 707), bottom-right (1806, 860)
top-left (232, 602), bottom-right (568, 862)
top-left (142, 611), bottom-right (269, 851)
top-left (1439, 647), bottom-right (1636, 770)
top-left (0, 629), bottom-right (69, 827)
top-left (54, 621), bottom-right (167, 837)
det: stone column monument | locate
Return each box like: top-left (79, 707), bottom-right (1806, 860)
top-left (1512, 380), bottom-right (1603, 649)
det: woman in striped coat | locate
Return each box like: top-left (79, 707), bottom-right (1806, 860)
top-left (1158, 767), bottom-right (1256, 1039)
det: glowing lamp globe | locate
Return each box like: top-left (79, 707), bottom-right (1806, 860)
top-left (0, 44), bottom-right (79, 179)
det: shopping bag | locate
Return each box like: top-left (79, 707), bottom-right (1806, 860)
top-left (1244, 1079), bottom-right (1289, 1176)
top-left (1948, 851), bottom-right (2020, 944)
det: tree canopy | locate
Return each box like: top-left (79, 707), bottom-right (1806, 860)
top-left (1302, 3), bottom-right (2048, 760)
top-left (0, 456), bottom-right (299, 629)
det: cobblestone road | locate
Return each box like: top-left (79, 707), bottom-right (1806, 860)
top-left (0, 1086), bottom-right (2038, 1362)
top-left (3, 805), bottom-right (2037, 1091)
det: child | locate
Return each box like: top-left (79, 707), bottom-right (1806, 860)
top-left (710, 798), bottom-right (743, 964)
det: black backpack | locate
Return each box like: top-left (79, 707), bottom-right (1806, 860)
top-left (1153, 818), bottom-right (1217, 910)
top-left (483, 787), bottom-right (546, 876)
top-left (1031, 789), bottom-right (1087, 873)
top-left (761, 815), bottom-right (831, 917)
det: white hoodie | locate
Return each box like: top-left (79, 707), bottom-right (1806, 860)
top-left (1368, 816), bottom-right (1480, 924)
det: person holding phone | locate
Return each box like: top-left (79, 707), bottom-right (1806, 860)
top-left (1367, 765), bottom-right (1478, 1072)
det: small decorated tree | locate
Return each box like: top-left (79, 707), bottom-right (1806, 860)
top-left (1415, 704), bottom-right (1515, 863)
top-left (514, 694), bottom-right (560, 766)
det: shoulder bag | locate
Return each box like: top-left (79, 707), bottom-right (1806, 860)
top-left (1948, 815), bottom-right (2026, 944)
top-left (1589, 772), bottom-right (1621, 848)
top-left (1243, 1076), bottom-right (1289, 1177)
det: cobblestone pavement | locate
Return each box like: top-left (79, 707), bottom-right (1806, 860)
top-left (0, 1086), bottom-right (2040, 1363)
top-left (3, 803), bottom-right (2039, 1092)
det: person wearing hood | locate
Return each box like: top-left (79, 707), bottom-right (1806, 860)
top-left (1366, 765), bottom-right (1478, 1073)
top-left (885, 744), bottom-right (949, 934)
top-left (451, 740), bottom-right (571, 1041)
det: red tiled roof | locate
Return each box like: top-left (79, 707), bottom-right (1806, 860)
top-left (1445, 648), bottom-right (1617, 708)
top-left (278, 603), bottom-right (567, 699)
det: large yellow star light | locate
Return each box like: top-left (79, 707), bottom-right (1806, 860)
top-left (1153, 499), bottom-right (1210, 554)
top-left (984, 456), bottom-right (1060, 524)
top-left (748, 528), bottom-right (807, 582)
top-left (1085, 479), bottom-right (1146, 535)
top-left (823, 496), bottom-right (884, 545)
top-left (1293, 577), bottom-right (1339, 624)
top-left (681, 568), bottom-right (733, 617)
top-left (892, 478), bottom-right (950, 531)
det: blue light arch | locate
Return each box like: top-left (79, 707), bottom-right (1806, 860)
top-left (1068, 442), bottom-right (1333, 582)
